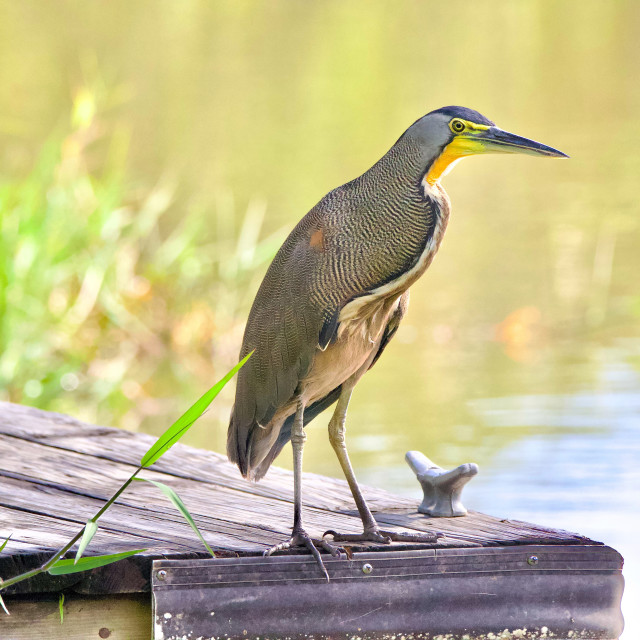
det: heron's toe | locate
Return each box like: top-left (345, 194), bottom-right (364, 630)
top-left (264, 529), bottom-right (342, 581)
top-left (324, 528), bottom-right (441, 544)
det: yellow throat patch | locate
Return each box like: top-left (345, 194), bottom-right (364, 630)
top-left (424, 120), bottom-right (490, 186)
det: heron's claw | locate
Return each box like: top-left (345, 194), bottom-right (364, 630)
top-left (264, 528), bottom-right (342, 582)
top-left (324, 528), bottom-right (441, 544)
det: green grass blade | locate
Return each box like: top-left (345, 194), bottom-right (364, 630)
top-left (135, 478), bottom-right (214, 557)
top-left (48, 549), bottom-right (146, 575)
top-left (58, 593), bottom-right (64, 624)
top-left (0, 534), bottom-right (11, 553)
top-left (0, 593), bottom-right (9, 616)
top-left (74, 520), bottom-right (98, 564)
top-left (140, 352), bottom-right (252, 467)
top-left (0, 533), bottom-right (12, 611)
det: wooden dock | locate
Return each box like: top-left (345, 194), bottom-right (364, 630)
top-left (0, 401), bottom-right (624, 640)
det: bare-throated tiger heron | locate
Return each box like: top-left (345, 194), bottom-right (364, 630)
top-left (227, 106), bottom-right (567, 577)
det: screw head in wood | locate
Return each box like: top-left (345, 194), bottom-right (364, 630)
top-left (362, 563), bottom-right (373, 574)
top-left (157, 569), bottom-right (167, 580)
top-left (527, 555), bottom-right (539, 566)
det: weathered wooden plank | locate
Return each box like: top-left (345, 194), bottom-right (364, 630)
top-left (0, 439), bottom-right (390, 545)
top-left (0, 434), bottom-right (584, 552)
top-left (0, 476), bottom-right (263, 552)
top-left (0, 471), bottom-right (374, 554)
top-left (0, 400), bottom-right (597, 599)
top-left (0, 406), bottom-right (585, 538)
top-left (0, 401), bottom-right (402, 511)
top-left (0, 593), bottom-right (150, 640)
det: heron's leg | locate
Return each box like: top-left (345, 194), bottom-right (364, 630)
top-left (291, 398), bottom-right (306, 532)
top-left (327, 385), bottom-right (379, 533)
top-left (263, 399), bottom-right (340, 580)
top-left (325, 385), bottom-right (440, 545)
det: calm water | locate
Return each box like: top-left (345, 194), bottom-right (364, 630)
top-left (1, 2), bottom-right (639, 637)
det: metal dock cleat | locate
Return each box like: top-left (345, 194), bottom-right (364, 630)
top-left (406, 450), bottom-right (479, 517)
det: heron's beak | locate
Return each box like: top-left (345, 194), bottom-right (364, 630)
top-left (425, 124), bottom-right (568, 185)
top-left (464, 126), bottom-right (569, 158)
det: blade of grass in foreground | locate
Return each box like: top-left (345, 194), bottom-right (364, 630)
top-left (74, 520), bottom-right (98, 564)
top-left (0, 534), bottom-right (11, 614)
top-left (135, 478), bottom-right (214, 557)
top-left (48, 549), bottom-right (146, 575)
top-left (140, 351), bottom-right (252, 467)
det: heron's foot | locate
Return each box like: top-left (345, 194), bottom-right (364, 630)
top-left (324, 528), bottom-right (441, 544)
top-left (263, 527), bottom-right (342, 582)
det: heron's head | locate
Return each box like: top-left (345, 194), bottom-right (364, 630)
top-left (406, 106), bottom-right (568, 186)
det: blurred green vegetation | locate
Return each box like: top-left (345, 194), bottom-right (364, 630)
top-left (0, 0), bottom-right (638, 466)
top-left (0, 86), bottom-right (281, 431)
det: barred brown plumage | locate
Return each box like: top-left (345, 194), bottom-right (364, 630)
top-left (225, 106), bottom-right (567, 577)
top-left (229, 135), bottom-right (447, 476)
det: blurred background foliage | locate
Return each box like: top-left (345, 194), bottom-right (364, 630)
top-left (0, 0), bottom-right (639, 448)
top-left (0, 94), bottom-right (282, 431)
top-left (0, 0), bottom-right (638, 452)
top-left (0, 1), bottom-right (639, 635)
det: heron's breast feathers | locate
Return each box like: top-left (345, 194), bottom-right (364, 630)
top-left (337, 183), bottom-right (449, 338)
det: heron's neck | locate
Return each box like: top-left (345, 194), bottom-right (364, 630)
top-left (382, 137), bottom-right (452, 273)
top-left (364, 135), bottom-right (451, 239)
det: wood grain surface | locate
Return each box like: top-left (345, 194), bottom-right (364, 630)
top-left (0, 401), bottom-right (594, 596)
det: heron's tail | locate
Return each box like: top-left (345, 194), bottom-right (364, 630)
top-left (226, 413), bottom-right (249, 477)
top-left (227, 410), bottom-right (280, 481)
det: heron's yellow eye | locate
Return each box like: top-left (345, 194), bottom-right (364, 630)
top-left (450, 119), bottom-right (466, 133)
